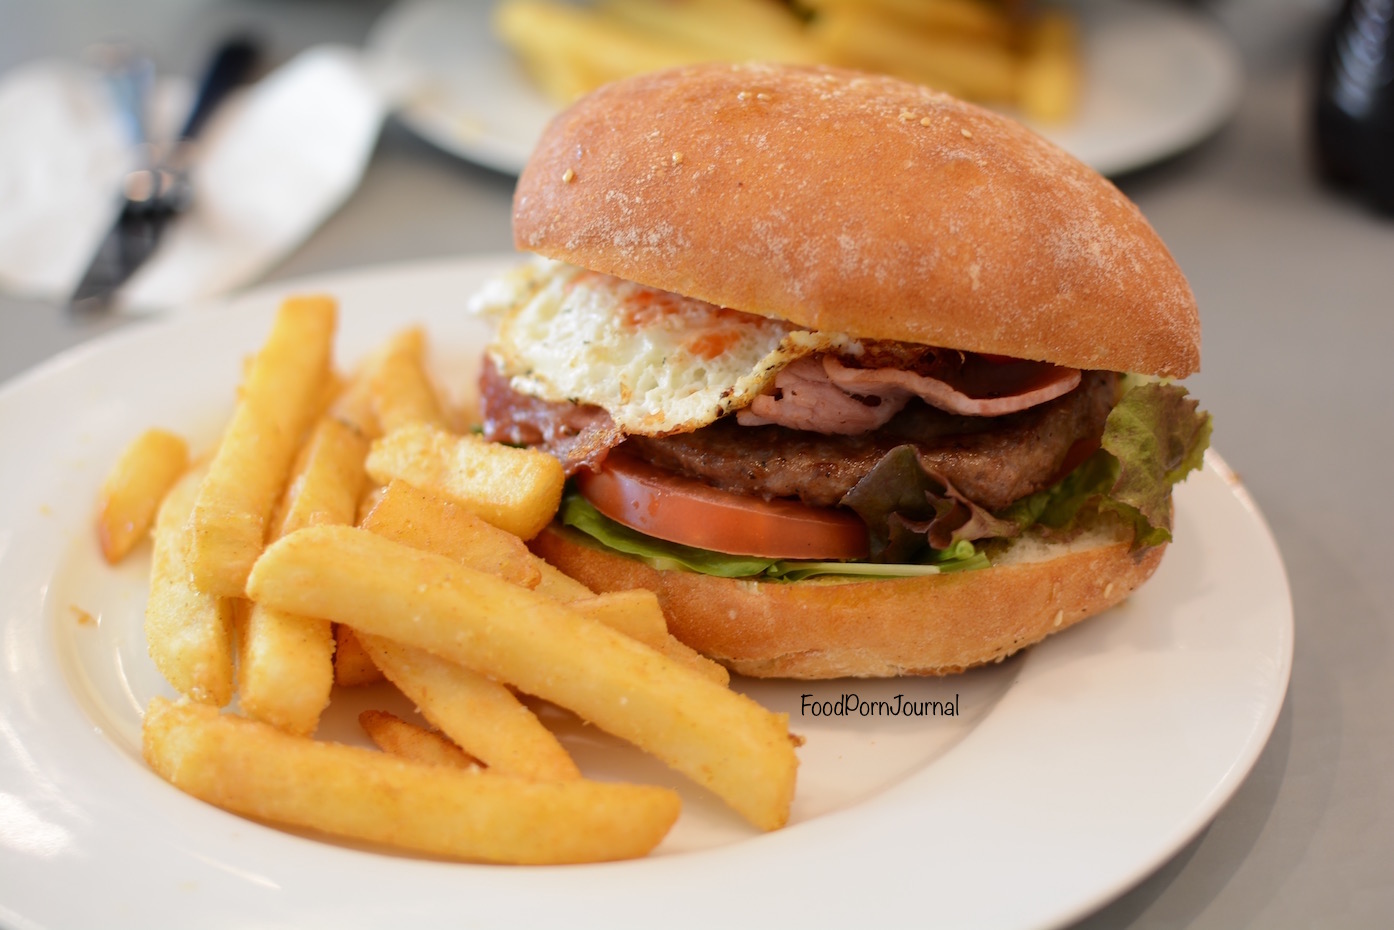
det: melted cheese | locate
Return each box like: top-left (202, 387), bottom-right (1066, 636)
top-left (470, 259), bottom-right (858, 435)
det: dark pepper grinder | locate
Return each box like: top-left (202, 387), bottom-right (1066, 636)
top-left (1313, 0), bottom-right (1394, 214)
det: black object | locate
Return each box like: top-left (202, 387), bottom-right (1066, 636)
top-left (1313, 0), bottom-right (1394, 214)
top-left (178, 37), bottom-right (260, 144)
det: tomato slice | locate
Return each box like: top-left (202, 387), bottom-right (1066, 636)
top-left (575, 452), bottom-right (870, 560)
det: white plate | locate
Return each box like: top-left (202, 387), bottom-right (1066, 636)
top-left (366, 0), bottom-right (1242, 177)
top-left (0, 256), bottom-right (1289, 930)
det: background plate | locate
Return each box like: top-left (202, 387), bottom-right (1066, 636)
top-left (0, 256), bottom-right (1289, 930)
top-left (366, 0), bottom-right (1243, 177)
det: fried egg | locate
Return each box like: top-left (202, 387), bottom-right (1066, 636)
top-left (469, 259), bottom-right (858, 435)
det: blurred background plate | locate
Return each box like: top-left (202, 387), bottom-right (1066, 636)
top-left (366, 0), bottom-right (1243, 178)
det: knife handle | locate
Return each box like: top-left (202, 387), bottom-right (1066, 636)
top-left (178, 36), bottom-right (260, 141)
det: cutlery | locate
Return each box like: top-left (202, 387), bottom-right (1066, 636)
top-left (69, 37), bottom-right (260, 314)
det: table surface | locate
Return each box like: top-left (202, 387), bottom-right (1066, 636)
top-left (2, 1), bottom-right (1390, 927)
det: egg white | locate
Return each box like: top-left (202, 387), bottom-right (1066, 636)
top-left (470, 259), bottom-right (858, 435)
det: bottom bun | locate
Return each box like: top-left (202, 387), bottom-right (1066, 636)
top-left (530, 523), bottom-right (1166, 679)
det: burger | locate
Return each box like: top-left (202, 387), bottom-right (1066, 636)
top-left (469, 62), bottom-right (1211, 679)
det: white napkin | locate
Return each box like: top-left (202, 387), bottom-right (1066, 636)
top-left (0, 58), bottom-right (144, 298)
top-left (0, 45), bottom-right (407, 312)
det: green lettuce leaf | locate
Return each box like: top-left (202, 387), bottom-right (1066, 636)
top-left (1101, 380), bottom-right (1213, 545)
top-left (1000, 381), bottom-right (1212, 548)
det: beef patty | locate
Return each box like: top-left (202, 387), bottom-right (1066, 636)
top-left (479, 359), bottom-right (1118, 512)
top-left (625, 371), bottom-right (1118, 510)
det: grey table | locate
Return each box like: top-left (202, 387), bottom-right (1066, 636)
top-left (2, 1), bottom-right (1390, 927)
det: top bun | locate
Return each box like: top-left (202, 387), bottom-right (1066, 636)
top-left (514, 63), bottom-right (1200, 378)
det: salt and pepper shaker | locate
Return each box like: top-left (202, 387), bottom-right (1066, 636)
top-left (1313, 0), bottom-right (1394, 214)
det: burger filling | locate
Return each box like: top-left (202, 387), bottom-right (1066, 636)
top-left (472, 260), bottom-right (1211, 579)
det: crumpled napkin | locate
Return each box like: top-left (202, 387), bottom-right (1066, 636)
top-left (0, 45), bottom-right (409, 313)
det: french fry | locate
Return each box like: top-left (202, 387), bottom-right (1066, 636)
top-left (238, 602), bottom-right (335, 735)
top-left (366, 328), bottom-right (449, 435)
top-left (247, 526), bottom-right (798, 830)
top-left (361, 481), bottom-right (725, 683)
top-left (364, 422), bottom-right (564, 540)
top-left (359, 710), bottom-right (478, 770)
top-left (186, 296), bottom-right (336, 597)
top-left (803, 0), bottom-right (1013, 43)
top-left (359, 479), bottom-right (541, 589)
top-left (313, 370), bottom-right (345, 422)
top-left (239, 416), bottom-right (368, 736)
top-left (567, 590), bottom-right (667, 647)
top-left (657, 633), bottom-right (731, 685)
top-left (812, 9), bottom-right (1018, 102)
top-left (598, 0), bottom-right (816, 63)
top-left (143, 698), bottom-right (681, 864)
top-left (495, 0), bottom-right (709, 100)
top-left (1018, 9), bottom-right (1080, 123)
top-left (328, 367), bottom-right (380, 441)
top-left (145, 463), bottom-right (234, 706)
top-left (532, 558), bottom-right (596, 602)
top-left (97, 428), bottom-right (189, 564)
top-left (358, 472), bottom-right (576, 778)
top-left (333, 624), bottom-right (384, 687)
top-left (508, 42), bottom-right (602, 104)
top-left (357, 634), bottom-right (581, 781)
top-left (496, 0), bottom-right (1079, 116)
top-left (570, 591), bottom-right (730, 686)
top-left (271, 417), bottom-right (369, 538)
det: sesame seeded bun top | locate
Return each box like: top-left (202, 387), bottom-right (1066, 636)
top-left (512, 62), bottom-right (1201, 378)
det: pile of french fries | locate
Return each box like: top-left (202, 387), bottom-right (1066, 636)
top-left (495, 0), bottom-right (1080, 122)
top-left (97, 295), bottom-right (799, 864)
